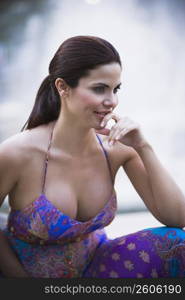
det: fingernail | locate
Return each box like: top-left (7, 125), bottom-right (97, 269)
top-left (100, 122), bottom-right (104, 127)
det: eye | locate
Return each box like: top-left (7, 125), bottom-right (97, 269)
top-left (92, 85), bottom-right (121, 94)
top-left (92, 86), bottom-right (105, 94)
top-left (113, 86), bottom-right (121, 94)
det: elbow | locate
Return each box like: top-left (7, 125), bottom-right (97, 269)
top-left (151, 201), bottom-right (185, 229)
top-left (152, 211), bottom-right (185, 229)
top-left (157, 217), bottom-right (185, 229)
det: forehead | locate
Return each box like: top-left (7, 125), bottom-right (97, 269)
top-left (79, 63), bottom-right (122, 85)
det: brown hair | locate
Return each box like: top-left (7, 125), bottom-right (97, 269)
top-left (21, 35), bottom-right (122, 131)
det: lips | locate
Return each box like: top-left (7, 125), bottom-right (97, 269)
top-left (94, 112), bottom-right (106, 119)
top-left (94, 111), bottom-right (106, 115)
top-left (94, 111), bottom-right (111, 115)
top-left (93, 110), bottom-right (112, 121)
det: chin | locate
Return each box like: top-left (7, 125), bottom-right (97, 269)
top-left (92, 123), bottom-right (101, 130)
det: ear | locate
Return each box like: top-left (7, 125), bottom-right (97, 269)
top-left (55, 78), bottom-right (69, 95)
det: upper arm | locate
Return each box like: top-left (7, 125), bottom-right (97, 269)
top-left (122, 146), bottom-right (161, 220)
top-left (0, 142), bottom-right (21, 207)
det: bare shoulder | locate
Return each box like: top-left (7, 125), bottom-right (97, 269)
top-left (0, 130), bottom-right (33, 204)
top-left (97, 133), bottom-right (134, 168)
top-left (0, 130), bottom-right (31, 164)
top-left (0, 124), bottom-right (46, 166)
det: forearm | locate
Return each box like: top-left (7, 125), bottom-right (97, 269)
top-left (0, 230), bottom-right (29, 277)
top-left (135, 143), bottom-right (185, 228)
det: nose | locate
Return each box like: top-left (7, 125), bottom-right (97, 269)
top-left (103, 98), bottom-right (117, 109)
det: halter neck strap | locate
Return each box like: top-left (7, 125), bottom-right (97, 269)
top-left (41, 123), bottom-right (114, 194)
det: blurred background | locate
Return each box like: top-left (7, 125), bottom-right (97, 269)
top-left (0, 0), bottom-right (185, 235)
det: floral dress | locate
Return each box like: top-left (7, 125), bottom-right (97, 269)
top-left (1, 127), bottom-right (185, 278)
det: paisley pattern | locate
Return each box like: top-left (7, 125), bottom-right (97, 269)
top-left (2, 190), bottom-right (116, 278)
top-left (1, 130), bottom-right (185, 278)
top-left (83, 227), bottom-right (185, 278)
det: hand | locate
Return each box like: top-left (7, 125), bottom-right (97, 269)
top-left (96, 112), bottom-right (148, 150)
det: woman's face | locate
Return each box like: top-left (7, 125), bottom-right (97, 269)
top-left (65, 62), bottom-right (122, 129)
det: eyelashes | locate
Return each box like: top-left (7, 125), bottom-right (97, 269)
top-left (114, 86), bottom-right (121, 93)
top-left (92, 86), bottom-right (121, 94)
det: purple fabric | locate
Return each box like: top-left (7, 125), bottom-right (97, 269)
top-left (1, 192), bottom-right (185, 278)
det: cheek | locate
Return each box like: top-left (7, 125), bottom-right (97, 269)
top-left (77, 90), bottom-right (100, 107)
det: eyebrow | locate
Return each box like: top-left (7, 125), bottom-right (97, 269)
top-left (91, 82), bottom-right (122, 88)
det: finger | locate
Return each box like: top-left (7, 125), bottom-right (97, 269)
top-left (112, 120), bottom-right (132, 141)
top-left (108, 124), bottom-right (117, 141)
top-left (115, 128), bottom-right (127, 140)
top-left (109, 126), bottom-right (124, 141)
top-left (109, 119), bottom-right (129, 143)
top-left (116, 126), bottom-right (136, 141)
top-left (100, 114), bottom-right (112, 127)
top-left (109, 129), bottom-right (124, 146)
top-left (100, 112), bottom-right (121, 127)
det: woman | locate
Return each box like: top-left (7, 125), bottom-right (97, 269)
top-left (0, 35), bottom-right (185, 278)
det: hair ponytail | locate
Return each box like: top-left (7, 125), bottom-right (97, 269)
top-left (21, 75), bottom-right (61, 131)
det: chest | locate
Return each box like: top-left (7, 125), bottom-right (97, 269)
top-left (9, 148), bottom-right (119, 222)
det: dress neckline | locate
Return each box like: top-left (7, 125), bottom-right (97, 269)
top-left (10, 188), bottom-right (117, 224)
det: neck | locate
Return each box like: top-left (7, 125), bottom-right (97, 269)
top-left (50, 116), bottom-right (98, 157)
